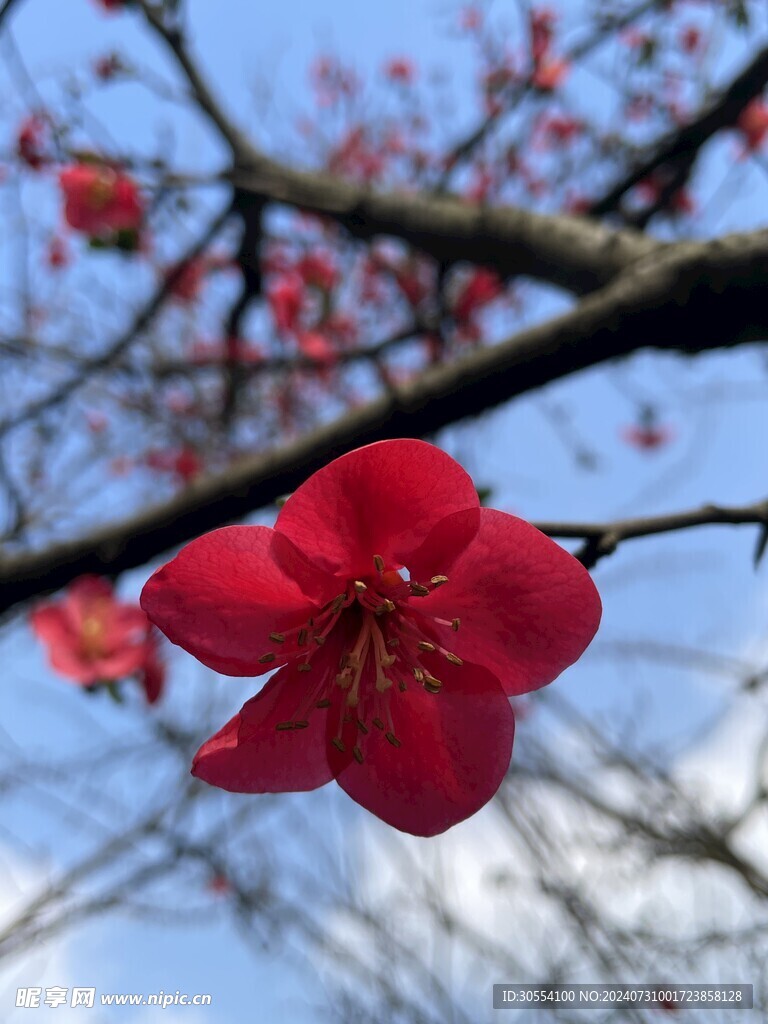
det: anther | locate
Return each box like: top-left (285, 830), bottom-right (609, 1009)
top-left (354, 580), bottom-right (367, 593)
top-left (385, 731), bottom-right (401, 748)
top-left (357, 719), bottom-right (369, 734)
top-left (398, 681), bottom-right (407, 692)
top-left (332, 594), bottom-right (346, 612)
top-left (331, 738), bottom-right (346, 753)
top-left (445, 652), bottom-right (463, 666)
top-left (372, 717), bottom-right (385, 730)
top-left (314, 635), bottom-right (326, 646)
top-left (297, 663), bottom-right (312, 673)
top-left (259, 652), bottom-right (276, 664)
top-left (269, 632), bottom-right (285, 643)
top-left (451, 618), bottom-right (461, 631)
top-left (430, 575), bottom-right (449, 587)
top-left (417, 641), bottom-right (436, 652)
top-left (373, 554), bottom-right (385, 572)
top-left (424, 675), bottom-right (443, 694)
top-left (316, 698), bottom-right (331, 709)
top-left (298, 629), bottom-right (308, 646)
top-left (410, 583), bottom-right (430, 596)
top-left (353, 746), bottom-right (364, 764)
top-left (413, 668), bottom-right (424, 682)
top-left (294, 720), bottom-right (309, 729)
top-left (276, 721), bottom-right (294, 731)
top-left (387, 638), bottom-right (400, 647)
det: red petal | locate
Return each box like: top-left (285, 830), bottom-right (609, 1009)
top-left (275, 440), bottom-right (479, 578)
top-left (192, 659), bottom-right (338, 793)
top-left (331, 659), bottom-right (514, 836)
top-left (94, 645), bottom-right (148, 681)
top-left (141, 525), bottom-right (336, 676)
top-left (414, 508), bottom-right (601, 696)
top-left (30, 604), bottom-right (74, 648)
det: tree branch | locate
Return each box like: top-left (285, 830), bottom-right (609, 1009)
top-left (589, 44), bottom-right (768, 216)
top-left (2, 229), bottom-right (768, 612)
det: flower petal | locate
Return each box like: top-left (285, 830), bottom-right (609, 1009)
top-left (275, 440), bottom-right (480, 578)
top-left (141, 525), bottom-right (336, 677)
top-left (192, 658), bottom-right (340, 793)
top-left (413, 508), bottom-right (601, 696)
top-left (331, 659), bottom-right (514, 836)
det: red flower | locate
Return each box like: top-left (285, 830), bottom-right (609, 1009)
top-left (384, 58), bottom-right (415, 84)
top-left (59, 163), bottom-right (143, 238)
top-left (459, 7), bottom-right (482, 32)
top-left (296, 251), bottom-right (337, 292)
top-left (737, 98), bottom-right (768, 152)
top-left (141, 440), bottom-right (600, 836)
top-left (452, 267), bottom-right (504, 324)
top-left (530, 8), bottom-right (557, 64)
top-left (531, 57), bottom-right (569, 91)
top-left (17, 115), bottom-right (48, 171)
top-left (47, 235), bottom-right (70, 270)
top-left (623, 424), bottom-right (674, 451)
top-left (267, 273), bottom-right (305, 334)
top-left (297, 329), bottom-right (337, 366)
top-left (145, 446), bottom-right (202, 483)
top-left (31, 577), bottom-right (163, 703)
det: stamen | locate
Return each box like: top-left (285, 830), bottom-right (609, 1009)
top-left (258, 652), bottom-right (276, 664)
top-left (409, 583), bottom-right (430, 596)
top-left (276, 721), bottom-right (294, 731)
top-left (297, 628), bottom-right (308, 646)
top-left (316, 698), bottom-right (331, 709)
top-left (294, 720), bottom-right (309, 729)
top-left (269, 632), bottom-right (285, 643)
top-left (354, 580), bottom-right (367, 593)
top-left (357, 719), bottom-right (369, 734)
top-left (372, 717), bottom-right (385, 730)
top-left (445, 652), bottom-right (463, 666)
top-left (430, 575), bottom-right (449, 587)
top-left (385, 731), bottom-right (401, 748)
top-left (353, 746), bottom-right (364, 764)
top-left (424, 675), bottom-right (442, 694)
top-left (417, 641), bottom-right (435, 652)
top-left (373, 554), bottom-right (385, 572)
top-left (452, 618), bottom-right (460, 631)
top-left (297, 663), bottom-right (312, 673)
top-left (332, 738), bottom-right (346, 753)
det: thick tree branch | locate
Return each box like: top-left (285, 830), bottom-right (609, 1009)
top-left (138, 0), bottom-right (657, 294)
top-left (228, 162), bottom-right (658, 294)
top-left (2, 229), bottom-right (768, 612)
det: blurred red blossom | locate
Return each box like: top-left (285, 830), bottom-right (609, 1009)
top-left (145, 446), bottom-right (202, 483)
top-left (384, 58), bottom-right (415, 84)
top-left (31, 577), bottom-right (164, 703)
top-left (47, 235), bottom-right (70, 269)
top-left (737, 97), bottom-right (768, 152)
top-left (16, 115), bottom-right (49, 171)
top-left (59, 162), bottom-right (144, 240)
top-left (141, 440), bottom-right (600, 835)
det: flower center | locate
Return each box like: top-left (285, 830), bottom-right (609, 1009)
top-left (265, 555), bottom-right (463, 763)
top-left (81, 614), bottom-right (107, 659)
